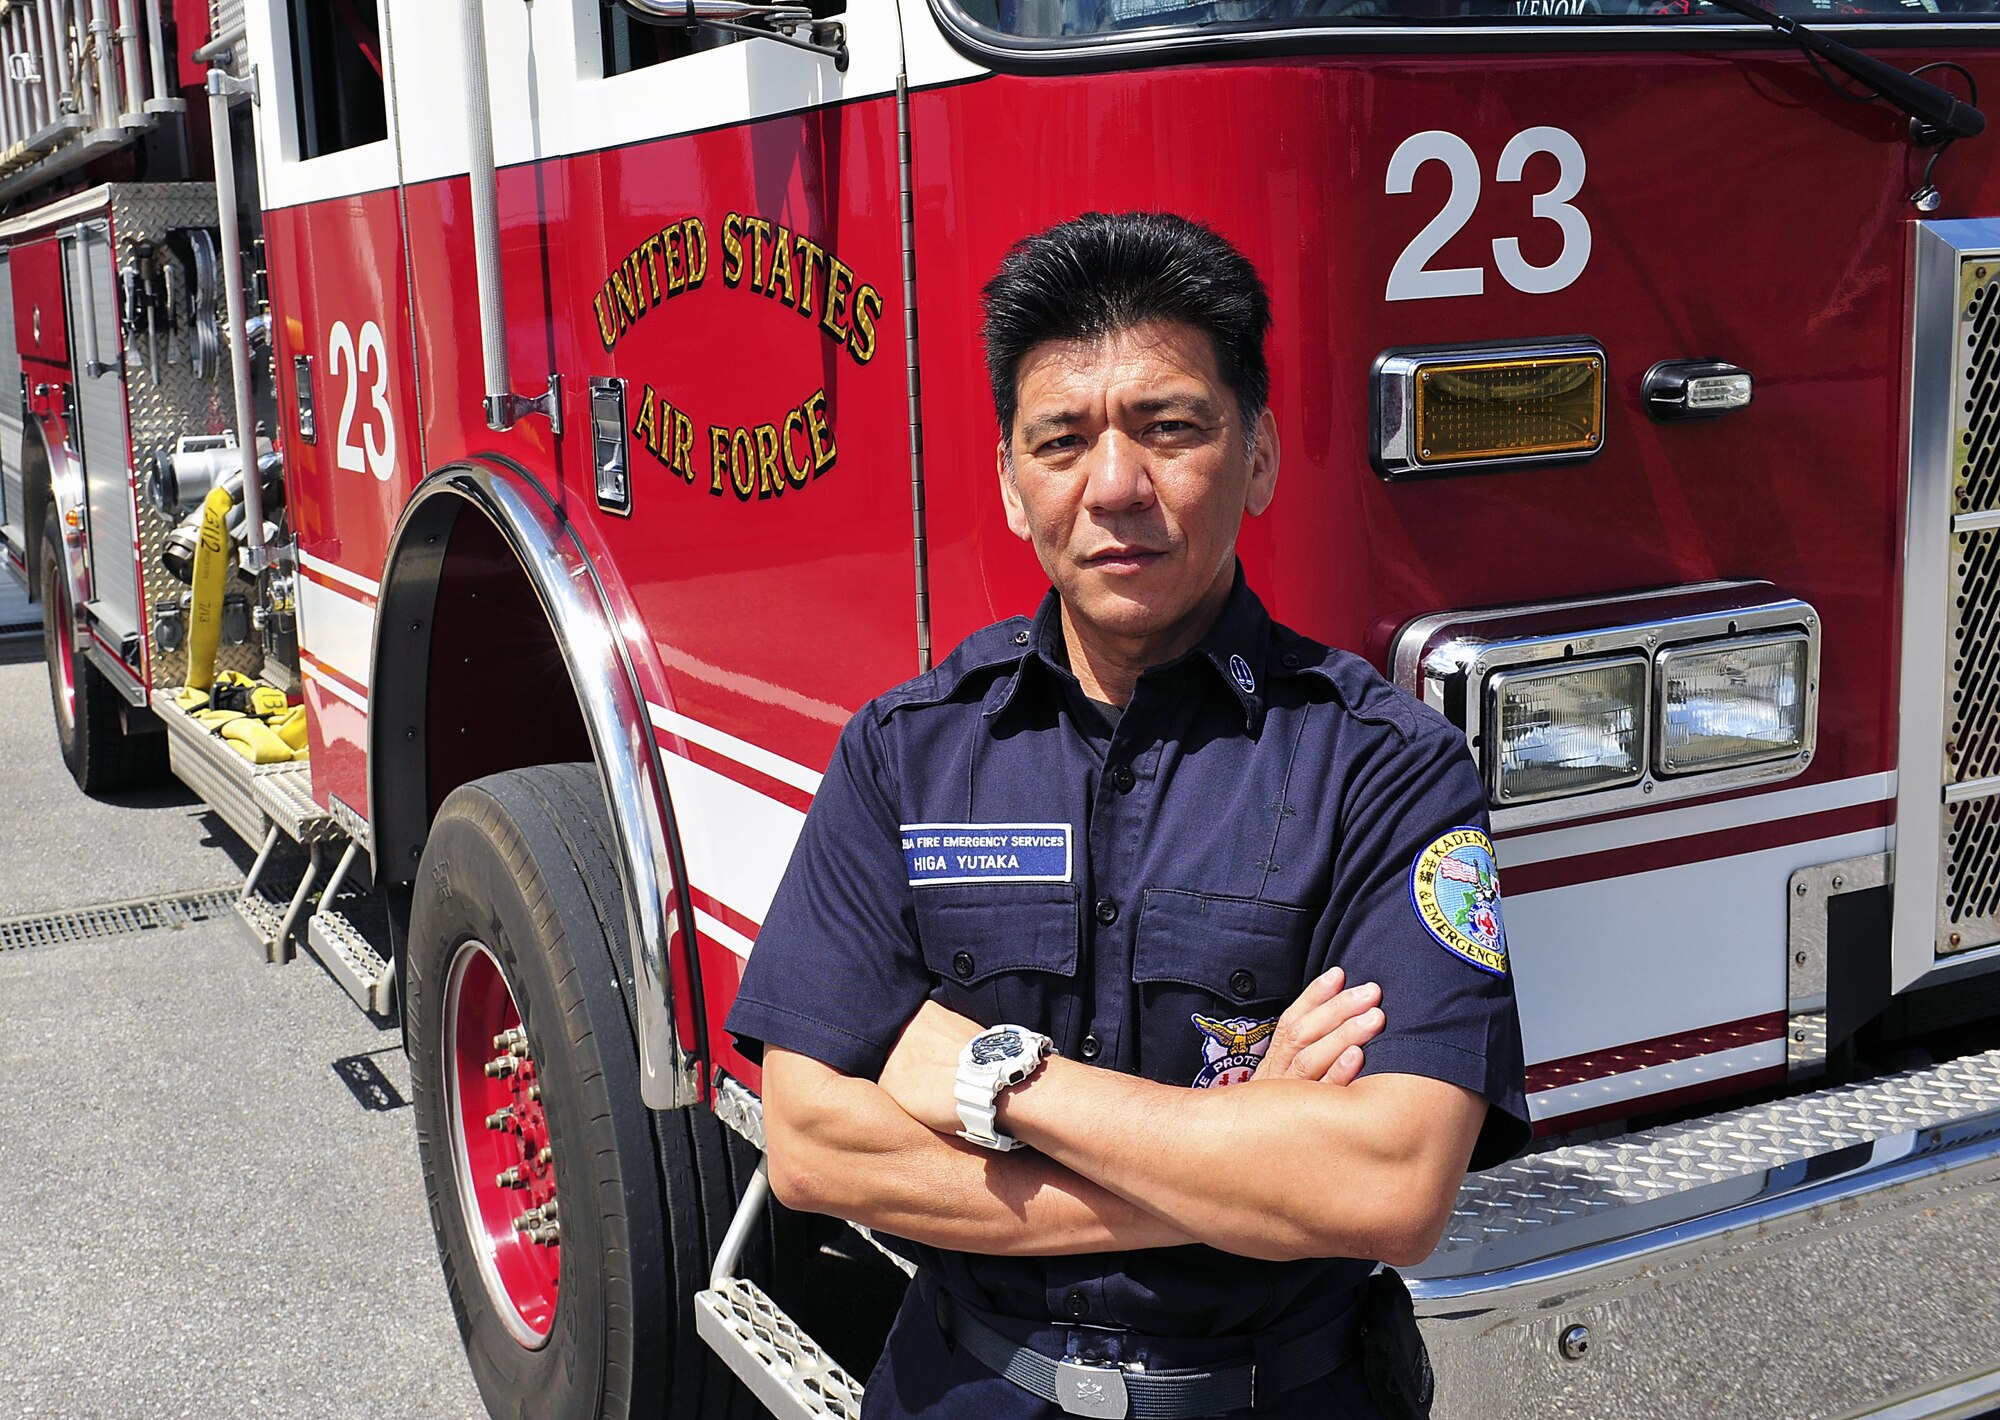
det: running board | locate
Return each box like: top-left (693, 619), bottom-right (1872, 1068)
top-left (697, 1156), bottom-right (866, 1420)
top-left (304, 905), bottom-right (393, 1016)
top-left (694, 1277), bottom-right (864, 1420)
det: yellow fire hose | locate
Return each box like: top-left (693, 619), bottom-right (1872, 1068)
top-left (171, 486), bottom-right (308, 762)
top-left (183, 483), bottom-right (234, 694)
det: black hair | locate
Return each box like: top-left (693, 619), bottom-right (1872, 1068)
top-left (979, 211), bottom-right (1272, 446)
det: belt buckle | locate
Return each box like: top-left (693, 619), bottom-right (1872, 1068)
top-left (1054, 1357), bottom-right (1133, 1419)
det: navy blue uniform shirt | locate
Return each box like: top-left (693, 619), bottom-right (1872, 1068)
top-left (727, 571), bottom-right (1530, 1343)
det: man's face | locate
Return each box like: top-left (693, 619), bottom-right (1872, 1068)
top-left (999, 319), bottom-right (1278, 655)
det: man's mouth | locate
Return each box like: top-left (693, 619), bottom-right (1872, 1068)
top-left (1084, 545), bottom-right (1166, 570)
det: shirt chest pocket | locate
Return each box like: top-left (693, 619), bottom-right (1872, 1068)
top-left (913, 884), bottom-right (1081, 1046)
top-left (1133, 890), bottom-right (1311, 1089)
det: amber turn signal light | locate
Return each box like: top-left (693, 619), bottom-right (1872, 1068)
top-left (1374, 341), bottom-right (1606, 479)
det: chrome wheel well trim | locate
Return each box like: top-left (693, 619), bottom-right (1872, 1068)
top-left (372, 459), bottom-right (700, 1110)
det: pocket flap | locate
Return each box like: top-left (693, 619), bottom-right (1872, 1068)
top-left (1133, 889), bottom-right (1310, 1004)
top-left (915, 884), bottom-right (1079, 985)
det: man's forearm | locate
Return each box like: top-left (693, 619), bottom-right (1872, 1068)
top-left (763, 1051), bottom-right (1196, 1255)
top-left (994, 1057), bottom-right (1480, 1265)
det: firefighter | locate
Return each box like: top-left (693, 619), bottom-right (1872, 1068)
top-left (727, 211), bottom-right (1530, 1419)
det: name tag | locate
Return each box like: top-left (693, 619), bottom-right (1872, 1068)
top-left (901, 822), bottom-right (1073, 886)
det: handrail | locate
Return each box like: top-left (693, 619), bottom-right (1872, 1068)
top-left (456, 0), bottom-right (559, 433)
top-left (205, 65), bottom-right (265, 563)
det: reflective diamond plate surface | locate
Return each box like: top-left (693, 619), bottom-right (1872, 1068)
top-left (1429, 1045), bottom-right (2000, 1261)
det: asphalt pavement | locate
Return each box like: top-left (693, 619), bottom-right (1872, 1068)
top-left (0, 609), bottom-right (486, 1419)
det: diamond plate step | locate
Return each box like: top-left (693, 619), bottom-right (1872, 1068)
top-left (232, 886), bottom-right (288, 963)
top-left (305, 907), bottom-right (392, 1016)
top-left (1414, 1044), bottom-right (2000, 1281)
top-left (695, 1277), bottom-right (863, 1420)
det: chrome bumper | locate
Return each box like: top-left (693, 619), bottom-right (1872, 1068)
top-left (1410, 1049), bottom-right (2000, 1419)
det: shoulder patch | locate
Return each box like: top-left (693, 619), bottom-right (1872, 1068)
top-left (1409, 827), bottom-right (1508, 975)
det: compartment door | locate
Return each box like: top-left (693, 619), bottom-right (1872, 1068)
top-left (67, 221), bottom-right (144, 661)
top-left (0, 250), bottom-right (22, 565)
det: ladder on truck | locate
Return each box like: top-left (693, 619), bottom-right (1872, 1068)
top-left (0, 0), bottom-right (185, 204)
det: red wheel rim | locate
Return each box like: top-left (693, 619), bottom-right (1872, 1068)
top-left (43, 557), bottom-right (73, 729)
top-left (444, 940), bottom-right (560, 1348)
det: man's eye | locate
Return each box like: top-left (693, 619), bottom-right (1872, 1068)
top-left (1037, 434), bottom-right (1084, 455)
top-left (1148, 420), bottom-right (1196, 437)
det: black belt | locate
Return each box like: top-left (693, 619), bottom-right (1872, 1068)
top-left (922, 1276), bottom-right (1361, 1419)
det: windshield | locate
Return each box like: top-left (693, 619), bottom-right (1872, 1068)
top-left (955, 0), bottom-right (1992, 39)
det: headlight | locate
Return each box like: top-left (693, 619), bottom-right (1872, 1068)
top-left (1657, 634), bottom-right (1810, 775)
top-left (1391, 583), bottom-right (1820, 829)
top-left (1488, 657), bottom-right (1647, 804)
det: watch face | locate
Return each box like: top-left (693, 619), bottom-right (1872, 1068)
top-left (971, 1030), bottom-right (1026, 1066)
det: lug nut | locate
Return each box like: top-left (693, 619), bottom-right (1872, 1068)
top-left (485, 1108), bottom-right (514, 1131)
top-left (484, 1055), bottom-right (517, 1078)
top-left (528, 1084), bottom-right (542, 1102)
top-left (492, 1028), bottom-right (524, 1051)
top-left (509, 1037), bottom-right (533, 1059)
top-left (496, 1166), bottom-right (525, 1189)
top-left (530, 1224), bottom-right (561, 1246)
top-left (538, 1146), bottom-right (554, 1164)
top-left (542, 1200), bottom-right (558, 1220)
top-left (513, 1211), bottom-right (537, 1233)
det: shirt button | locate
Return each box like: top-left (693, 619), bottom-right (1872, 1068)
top-left (1094, 899), bottom-right (1119, 926)
top-left (1079, 1034), bottom-right (1102, 1061)
top-left (1110, 764), bottom-right (1135, 793)
top-left (953, 952), bottom-right (975, 979)
top-left (1282, 652), bottom-right (1301, 668)
top-left (1013, 629), bottom-right (1030, 645)
top-left (1065, 1292), bottom-right (1089, 1319)
top-left (1230, 969), bottom-right (1257, 998)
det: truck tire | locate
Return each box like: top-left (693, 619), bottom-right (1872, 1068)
top-left (39, 506), bottom-right (167, 794)
top-left (408, 763), bottom-right (758, 1420)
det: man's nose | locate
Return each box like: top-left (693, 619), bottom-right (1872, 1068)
top-left (1082, 430), bottom-right (1156, 512)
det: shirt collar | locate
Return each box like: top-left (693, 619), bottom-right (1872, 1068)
top-left (981, 564), bottom-right (1273, 730)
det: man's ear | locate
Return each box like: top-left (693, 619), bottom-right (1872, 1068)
top-left (1244, 407), bottom-right (1280, 519)
top-left (998, 439), bottom-right (1032, 543)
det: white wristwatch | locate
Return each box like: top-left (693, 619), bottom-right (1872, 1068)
top-left (954, 1024), bottom-right (1055, 1151)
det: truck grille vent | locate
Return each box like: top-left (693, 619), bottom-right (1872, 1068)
top-left (1964, 278), bottom-right (2000, 513)
top-left (0, 888), bottom-right (238, 953)
top-left (1941, 266), bottom-right (2000, 951)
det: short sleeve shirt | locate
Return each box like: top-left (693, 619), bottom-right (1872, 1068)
top-left (726, 572), bottom-right (1531, 1338)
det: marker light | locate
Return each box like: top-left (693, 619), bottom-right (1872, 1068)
top-left (1656, 634), bottom-right (1810, 775)
top-left (1487, 656), bottom-right (1647, 804)
top-left (1375, 341), bottom-right (1606, 478)
top-left (1642, 359), bottom-right (1754, 422)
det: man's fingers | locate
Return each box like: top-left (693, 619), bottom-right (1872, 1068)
top-left (1277, 967), bottom-right (1344, 1033)
top-left (1290, 1006), bottom-right (1386, 1082)
top-left (1322, 1044), bottom-right (1366, 1087)
top-left (1287, 981), bottom-right (1382, 1048)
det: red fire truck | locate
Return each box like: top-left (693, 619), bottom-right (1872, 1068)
top-left (6, 0), bottom-right (2000, 1413)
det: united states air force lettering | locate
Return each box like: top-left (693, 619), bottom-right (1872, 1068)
top-left (902, 824), bottom-right (1074, 887)
top-left (589, 210), bottom-right (883, 506)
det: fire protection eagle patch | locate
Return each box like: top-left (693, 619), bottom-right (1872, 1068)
top-left (1190, 1013), bottom-right (1277, 1088)
top-left (1409, 827), bottom-right (1508, 975)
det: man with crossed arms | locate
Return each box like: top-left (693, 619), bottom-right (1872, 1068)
top-left (727, 211), bottom-right (1529, 1419)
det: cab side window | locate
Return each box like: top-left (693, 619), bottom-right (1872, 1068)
top-left (594, 0), bottom-right (846, 76)
top-left (287, 0), bottom-right (387, 158)
top-left (598, 1), bottom-right (692, 73)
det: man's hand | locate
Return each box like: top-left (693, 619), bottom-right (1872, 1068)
top-left (1255, 967), bottom-right (1385, 1084)
top-left (878, 998), bottom-right (985, 1135)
